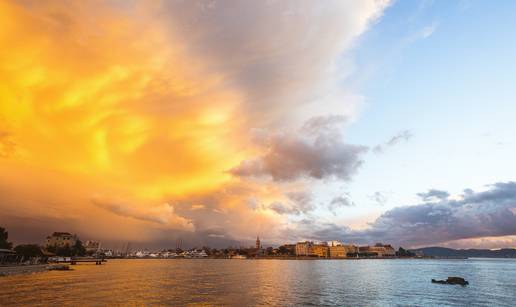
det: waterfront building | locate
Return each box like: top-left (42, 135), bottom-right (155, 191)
top-left (359, 243), bottom-right (396, 257)
top-left (256, 236), bottom-right (261, 249)
top-left (369, 243), bottom-right (396, 257)
top-left (329, 244), bottom-right (358, 258)
top-left (0, 248), bottom-right (17, 264)
top-left (84, 240), bottom-right (101, 253)
top-left (44, 232), bottom-right (78, 249)
top-left (295, 241), bottom-right (314, 256)
top-left (328, 240), bottom-right (342, 247)
top-left (296, 241), bottom-right (329, 257)
top-left (312, 244), bottom-right (329, 258)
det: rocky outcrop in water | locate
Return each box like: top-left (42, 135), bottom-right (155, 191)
top-left (432, 277), bottom-right (469, 286)
top-left (47, 264), bottom-right (70, 271)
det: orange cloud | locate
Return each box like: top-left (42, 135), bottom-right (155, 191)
top-left (0, 0), bottom-right (389, 246)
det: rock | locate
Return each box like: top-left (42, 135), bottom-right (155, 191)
top-left (47, 264), bottom-right (70, 271)
top-left (446, 277), bottom-right (469, 285)
top-left (432, 279), bottom-right (447, 284)
top-left (432, 276), bottom-right (469, 286)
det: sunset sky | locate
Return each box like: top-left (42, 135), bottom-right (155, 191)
top-left (1, 0), bottom-right (515, 249)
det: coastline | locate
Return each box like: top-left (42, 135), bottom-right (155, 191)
top-left (0, 264), bottom-right (70, 277)
top-left (105, 256), bottom-right (466, 260)
top-left (0, 265), bottom-right (49, 277)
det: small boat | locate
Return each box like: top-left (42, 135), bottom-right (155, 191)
top-left (231, 254), bottom-right (247, 259)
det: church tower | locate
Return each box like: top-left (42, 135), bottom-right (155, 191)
top-left (256, 236), bottom-right (261, 249)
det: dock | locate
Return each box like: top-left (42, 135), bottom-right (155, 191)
top-left (52, 258), bottom-right (107, 265)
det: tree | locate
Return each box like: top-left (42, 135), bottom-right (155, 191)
top-left (71, 240), bottom-right (86, 256)
top-left (278, 245), bottom-right (288, 255)
top-left (397, 247), bottom-right (415, 257)
top-left (56, 245), bottom-right (72, 257)
top-left (45, 240), bottom-right (85, 256)
top-left (0, 227), bottom-right (13, 249)
top-left (46, 245), bottom-right (56, 254)
top-left (14, 244), bottom-right (43, 258)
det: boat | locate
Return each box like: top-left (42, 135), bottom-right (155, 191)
top-left (231, 254), bottom-right (247, 259)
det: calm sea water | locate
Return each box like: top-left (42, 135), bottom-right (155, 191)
top-left (1, 258), bottom-right (515, 306)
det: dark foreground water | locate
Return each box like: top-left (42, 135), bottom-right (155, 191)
top-left (1, 258), bottom-right (515, 306)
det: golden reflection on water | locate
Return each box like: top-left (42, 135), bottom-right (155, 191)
top-left (0, 259), bottom-right (515, 306)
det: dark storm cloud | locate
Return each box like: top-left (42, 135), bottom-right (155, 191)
top-left (373, 130), bottom-right (412, 154)
top-left (0, 215), bottom-right (79, 245)
top-left (417, 189), bottom-right (450, 201)
top-left (230, 115), bottom-right (368, 181)
top-left (294, 182), bottom-right (516, 247)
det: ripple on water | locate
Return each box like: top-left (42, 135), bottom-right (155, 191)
top-left (0, 258), bottom-right (515, 306)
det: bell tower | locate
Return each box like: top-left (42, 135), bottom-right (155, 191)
top-left (255, 236), bottom-right (261, 249)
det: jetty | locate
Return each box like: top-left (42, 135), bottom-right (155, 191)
top-left (51, 257), bottom-right (107, 265)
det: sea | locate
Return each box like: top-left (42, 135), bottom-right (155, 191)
top-left (1, 258), bottom-right (515, 306)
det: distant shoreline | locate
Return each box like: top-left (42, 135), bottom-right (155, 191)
top-left (0, 264), bottom-right (70, 277)
top-left (105, 256), bottom-right (468, 260)
top-left (0, 264), bottom-right (49, 277)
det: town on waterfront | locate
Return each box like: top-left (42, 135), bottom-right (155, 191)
top-left (1, 226), bottom-right (421, 269)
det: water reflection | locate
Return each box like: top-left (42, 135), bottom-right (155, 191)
top-left (1, 259), bottom-right (515, 306)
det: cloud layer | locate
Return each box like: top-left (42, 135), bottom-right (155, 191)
top-left (1, 1), bottom-right (513, 251)
top-left (229, 116), bottom-right (368, 181)
top-left (296, 182), bottom-right (516, 247)
top-left (20, 0), bottom-right (516, 251)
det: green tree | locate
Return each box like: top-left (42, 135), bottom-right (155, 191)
top-left (0, 227), bottom-right (13, 249)
top-left (278, 245), bottom-right (288, 255)
top-left (397, 247), bottom-right (415, 257)
top-left (14, 244), bottom-right (43, 258)
top-left (56, 245), bottom-right (72, 257)
top-left (71, 240), bottom-right (86, 256)
top-left (46, 245), bottom-right (56, 254)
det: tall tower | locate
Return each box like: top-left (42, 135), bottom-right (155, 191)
top-left (256, 236), bottom-right (261, 249)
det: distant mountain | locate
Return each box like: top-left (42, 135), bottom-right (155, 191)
top-left (410, 247), bottom-right (516, 258)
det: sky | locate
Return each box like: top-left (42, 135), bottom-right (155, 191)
top-left (1, 0), bottom-right (515, 250)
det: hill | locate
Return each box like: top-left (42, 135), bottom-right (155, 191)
top-left (410, 246), bottom-right (516, 258)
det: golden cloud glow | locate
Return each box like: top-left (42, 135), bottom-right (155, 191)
top-left (0, 1), bottom-right (247, 198)
top-left (0, 1), bottom-right (254, 240)
top-left (0, 0), bottom-right (392, 245)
